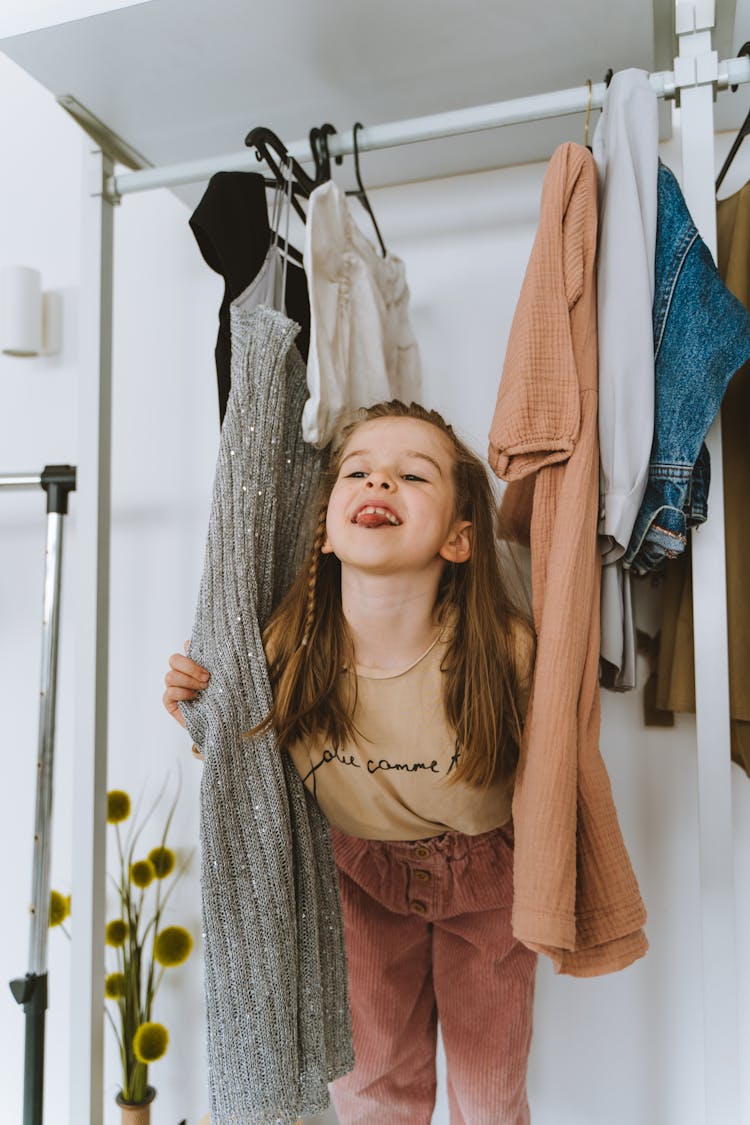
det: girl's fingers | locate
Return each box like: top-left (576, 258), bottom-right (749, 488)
top-left (163, 644), bottom-right (208, 730)
top-left (165, 685), bottom-right (201, 703)
top-left (168, 652), bottom-right (210, 686)
top-left (162, 691), bottom-right (188, 727)
top-left (165, 669), bottom-right (207, 694)
top-left (170, 652), bottom-right (209, 678)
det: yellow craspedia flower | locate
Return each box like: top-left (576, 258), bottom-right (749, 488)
top-left (130, 859), bottom-right (155, 888)
top-left (104, 972), bottom-right (126, 999)
top-left (107, 790), bottom-right (131, 824)
top-left (147, 846), bottom-right (175, 879)
top-left (133, 1021), bottom-right (169, 1063)
top-left (154, 926), bottom-right (193, 967)
top-left (105, 919), bottom-right (128, 947)
top-left (49, 890), bottom-right (70, 927)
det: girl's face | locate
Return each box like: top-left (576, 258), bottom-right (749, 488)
top-left (322, 417), bottom-right (472, 577)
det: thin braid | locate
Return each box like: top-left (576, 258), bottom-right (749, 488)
top-left (301, 504), bottom-right (328, 646)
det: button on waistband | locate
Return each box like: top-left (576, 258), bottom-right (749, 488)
top-left (413, 845), bottom-right (430, 858)
top-left (409, 901), bottom-right (427, 914)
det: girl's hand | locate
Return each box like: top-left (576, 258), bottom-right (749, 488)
top-left (163, 640), bottom-right (210, 729)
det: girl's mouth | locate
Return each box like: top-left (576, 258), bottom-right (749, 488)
top-left (352, 505), bottom-right (402, 527)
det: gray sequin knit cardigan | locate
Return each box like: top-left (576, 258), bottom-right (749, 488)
top-left (179, 305), bottom-right (354, 1125)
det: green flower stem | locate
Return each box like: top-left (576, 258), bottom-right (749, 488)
top-left (146, 922), bottom-right (158, 1021)
top-left (142, 851), bottom-right (192, 944)
top-left (104, 1004), bottom-right (124, 1055)
top-left (144, 783), bottom-right (182, 1018)
top-left (145, 883), bottom-right (167, 1015)
top-left (145, 867), bottom-right (166, 1019)
top-left (153, 965), bottom-right (165, 1000)
top-left (129, 1060), bottom-right (149, 1105)
top-left (104, 774), bottom-right (188, 1100)
top-left (115, 824), bottom-right (126, 922)
top-left (115, 997), bottom-right (129, 1093)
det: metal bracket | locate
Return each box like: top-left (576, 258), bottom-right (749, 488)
top-left (104, 179), bottom-right (123, 207)
top-left (674, 50), bottom-right (719, 86)
top-left (673, 2), bottom-right (719, 107)
top-left (675, 0), bottom-right (716, 34)
top-left (85, 150), bottom-right (121, 206)
top-left (679, 0), bottom-right (719, 105)
top-left (59, 93), bottom-right (147, 206)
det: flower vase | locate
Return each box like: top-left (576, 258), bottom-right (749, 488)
top-left (116, 1085), bottom-right (156, 1125)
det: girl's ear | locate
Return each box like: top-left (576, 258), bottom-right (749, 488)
top-left (321, 533), bottom-right (334, 555)
top-left (440, 520), bottom-right (472, 564)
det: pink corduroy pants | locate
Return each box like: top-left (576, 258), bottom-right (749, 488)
top-left (329, 822), bottom-right (537, 1125)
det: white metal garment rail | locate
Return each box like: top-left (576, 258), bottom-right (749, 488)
top-left (71, 2), bottom-right (743, 1121)
top-left (106, 54), bottom-right (750, 200)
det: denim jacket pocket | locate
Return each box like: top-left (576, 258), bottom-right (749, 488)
top-left (625, 471), bottom-right (690, 573)
top-left (624, 445), bottom-right (711, 574)
top-left (626, 163), bottom-right (750, 574)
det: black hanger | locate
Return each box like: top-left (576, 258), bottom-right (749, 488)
top-left (245, 126), bottom-right (317, 221)
top-left (245, 121), bottom-right (386, 255)
top-left (309, 123), bottom-right (341, 183)
top-left (346, 122), bottom-right (387, 257)
top-left (309, 121), bottom-right (388, 256)
top-left (716, 42), bottom-right (750, 192)
top-left (245, 122), bottom-right (345, 223)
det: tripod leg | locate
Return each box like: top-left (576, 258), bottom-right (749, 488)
top-left (10, 476), bottom-right (72, 1125)
top-left (10, 972), bottom-right (47, 1125)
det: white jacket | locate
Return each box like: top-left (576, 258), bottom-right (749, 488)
top-left (593, 69), bottom-right (658, 689)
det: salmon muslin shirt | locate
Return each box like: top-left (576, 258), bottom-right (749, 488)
top-left (488, 143), bottom-right (647, 976)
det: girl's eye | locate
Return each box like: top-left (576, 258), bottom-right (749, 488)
top-left (343, 470), bottom-right (427, 481)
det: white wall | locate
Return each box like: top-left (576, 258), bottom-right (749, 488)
top-left (1, 47), bottom-right (82, 1125)
top-left (2, 47), bottom-right (750, 1125)
top-left (0, 49), bottom-right (219, 1125)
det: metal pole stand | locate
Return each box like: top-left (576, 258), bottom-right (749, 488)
top-left (7, 464), bottom-right (77, 1125)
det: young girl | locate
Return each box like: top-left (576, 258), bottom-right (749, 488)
top-left (164, 400), bottom-right (537, 1125)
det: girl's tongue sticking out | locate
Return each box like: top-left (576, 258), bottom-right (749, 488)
top-left (355, 506), bottom-right (401, 528)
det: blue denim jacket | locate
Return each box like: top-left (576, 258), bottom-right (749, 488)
top-left (623, 161), bottom-right (750, 574)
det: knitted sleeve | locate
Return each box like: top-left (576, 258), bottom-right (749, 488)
top-left (179, 304), bottom-right (353, 1124)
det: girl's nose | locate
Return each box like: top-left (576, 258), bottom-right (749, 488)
top-left (366, 473), bottom-right (394, 490)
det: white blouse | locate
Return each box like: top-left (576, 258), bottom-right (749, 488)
top-left (302, 179), bottom-right (422, 448)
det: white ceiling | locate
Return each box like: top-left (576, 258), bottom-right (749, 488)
top-left (0, 0), bottom-right (152, 40)
top-left (0, 0), bottom-right (746, 209)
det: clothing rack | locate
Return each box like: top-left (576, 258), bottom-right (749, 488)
top-left (106, 54), bottom-right (750, 200)
top-left (72, 4), bottom-right (744, 1122)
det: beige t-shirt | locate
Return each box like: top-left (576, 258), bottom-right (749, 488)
top-left (288, 630), bottom-right (518, 841)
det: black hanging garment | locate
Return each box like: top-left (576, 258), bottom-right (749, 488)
top-left (189, 171), bottom-right (311, 423)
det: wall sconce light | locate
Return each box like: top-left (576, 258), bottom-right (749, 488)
top-left (0, 265), bottom-right (62, 358)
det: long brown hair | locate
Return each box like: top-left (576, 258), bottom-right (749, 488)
top-left (248, 400), bottom-right (534, 789)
